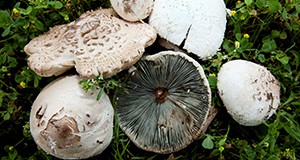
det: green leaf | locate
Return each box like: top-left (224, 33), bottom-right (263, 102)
top-left (3, 112), bottom-right (11, 120)
top-left (0, 10), bottom-right (13, 28)
top-left (282, 91), bottom-right (295, 106)
top-left (279, 31), bottom-right (287, 39)
top-left (258, 54), bottom-right (266, 63)
top-left (34, 76), bottom-right (41, 88)
top-left (268, 0), bottom-right (282, 13)
top-left (15, 75), bottom-right (26, 83)
top-left (296, 4), bottom-right (300, 13)
top-left (19, 6), bottom-right (33, 15)
top-left (7, 56), bottom-right (17, 68)
top-left (218, 138), bottom-right (226, 146)
top-left (0, 54), bottom-right (8, 65)
top-left (96, 87), bottom-right (105, 101)
top-left (245, 0), bottom-right (253, 5)
top-left (277, 56), bottom-right (289, 65)
top-left (202, 136), bottom-right (214, 149)
top-left (9, 149), bottom-right (17, 160)
top-left (13, 18), bottom-right (28, 28)
top-left (208, 75), bottom-right (217, 90)
top-left (256, 0), bottom-right (266, 8)
top-left (271, 30), bottom-right (280, 38)
top-left (7, 107), bottom-right (14, 114)
top-left (2, 27), bottom-right (10, 37)
top-left (282, 8), bottom-right (288, 19)
top-left (243, 145), bottom-right (256, 160)
top-left (235, 33), bottom-right (242, 41)
top-left (261, 39), bottom-right (277, 53)
top-left (47, 1), bottom-right (63, 9)
top-left (33, 19), bottom-right (44, 31)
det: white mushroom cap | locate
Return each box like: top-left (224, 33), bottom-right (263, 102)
top-left (149, 0), bottom-right (227, 59)
top-left (217, 60), bottom-right (281, 126)
top-left (110, 0), bottom-right (154, 22)
top-left (24, 8), bottom-right (157, 78)
top-left (30, 75), bottom-right (114, 159)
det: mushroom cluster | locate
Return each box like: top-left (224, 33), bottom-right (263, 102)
top-left (25, 0), bottom-right (281, 158)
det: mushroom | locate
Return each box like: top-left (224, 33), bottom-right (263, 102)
top-left (30, 75), bottom-right (114, 159)
top-left (217, 60), bottom-right (281, 126)
top-left (110, 0), bottom-right (154, 22)
top-left (116, 51), bottom-right (212, 154)
top-left (24, 8), bottom-right (157, 78)
top-left (148, 0), bottom-right (227, 59)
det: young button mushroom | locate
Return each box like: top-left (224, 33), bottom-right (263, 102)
top-left (30, 75), bottom-right (114, 159)
top-left (217, 60), bottom-right (281, 126)
top-left (148, 0), bottom-right (227, 59)
top-left (116, 51), bottom-right (212, 154)
top-left (24, 8), bottom-right (157, 78)
top-left (110, 0), bottom-right (154, 22)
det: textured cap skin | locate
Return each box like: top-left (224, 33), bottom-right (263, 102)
top-left (217, 60), bottom-right (281, 126)
top-left (149, 0), bottom-right (227, 59)
top-left (117, 51), bottom-right (211, 154)
top-left (110, 0), bottom-right (154, 22)
top-left (30, 75), bottom-right (114, 159)
top-left (24, 8), bottom-right (157, 78)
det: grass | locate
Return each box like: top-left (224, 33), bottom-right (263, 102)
top-left (0, 0), bottom-right (299, 159)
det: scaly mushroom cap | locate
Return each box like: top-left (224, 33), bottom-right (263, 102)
top-left (217, 60), bottom-right (281, 126)
top-left (30, 75), bottom-right (114, 159)
top-left (110, 0), bottom-right (154, 22)
top-left (24, 8), bottom-right (157, 78)
top-left (116, 51), bottom-right (212, 154)
top-left (149, 0), bottom-right (227, 59)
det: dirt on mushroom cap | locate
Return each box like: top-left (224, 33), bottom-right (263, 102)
top-left (24, 8), bottom-right (157, 78)
top-left (116, 51), bottom-right (212, 154)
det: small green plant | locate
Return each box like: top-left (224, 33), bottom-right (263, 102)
top-left (80, 75), bottom-right (125, 101)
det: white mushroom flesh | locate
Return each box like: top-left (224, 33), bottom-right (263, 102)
top-left (149, 0), bottom-right (227, 59)
top-left (30, 75), bottom-right (114, 159)
top-left (24, 8), bottom-right (157, 78)
top-left (110, 0), bottom-right (154, 22)
top-left (217, 60), bottom-right (281, 126)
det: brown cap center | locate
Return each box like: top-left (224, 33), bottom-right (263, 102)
top-left (154, 87), bottom-right (169, 104)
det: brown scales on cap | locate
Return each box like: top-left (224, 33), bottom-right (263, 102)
top-left (24, 8), bottom-right (156, 78)
top-left (41, 115), bottom-right (81, 149)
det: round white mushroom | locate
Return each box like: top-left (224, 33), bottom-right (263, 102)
top-left (110, 0), bottom-right (154, 22)
top-left (30, 75), bottom-right (114, 159)
top-left (148, 0), bottom-right (227, 59)
top-left (217, 60), bottom-right (281, 126)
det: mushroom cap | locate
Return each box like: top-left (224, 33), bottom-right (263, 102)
top-left (30, 75), bottom-right (114, 159)
top-left (24, 8), bottom-right (157, 78)
top-left (116, 51), bottom-right (212, 154)
top-left (148, 0), bottom-right (227, 59)
top-left (217, 60), bottom-right (281, 126)
top-left (110, 0), bottom-right (154, 22)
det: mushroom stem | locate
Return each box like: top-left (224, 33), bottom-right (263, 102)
top-left (199, 107), bottom-right (220, 136)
